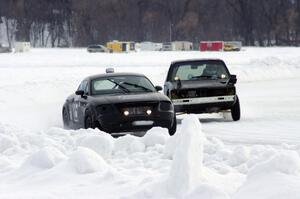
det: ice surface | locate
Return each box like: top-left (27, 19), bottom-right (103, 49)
top-left (0, 48), bottom-right (300, 198)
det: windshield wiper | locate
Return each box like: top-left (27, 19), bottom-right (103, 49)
top-left (107, 79), bottom-right (130, 93)
top-left (121, 82), bottom-right (153, 92)
top-left (191, 75), bottom-right (213, 79)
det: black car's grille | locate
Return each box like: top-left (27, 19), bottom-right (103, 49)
top-left (116, 102), bottom-right (158, 115)
top-left (171, 87), bottom-right (235, 99)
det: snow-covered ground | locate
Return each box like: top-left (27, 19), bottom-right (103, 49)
top-left (1, 48), bottom-right (300, 198)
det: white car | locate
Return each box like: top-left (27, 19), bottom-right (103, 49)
top-left (87, 45), bottom-right (110, 53)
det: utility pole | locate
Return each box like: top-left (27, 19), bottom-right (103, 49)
top-left (169, 22), bottom-right (173, 42)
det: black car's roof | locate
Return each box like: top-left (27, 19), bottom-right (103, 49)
top-left (84, 72), bottom-right (146, 81)
top-left (171, 58), bottom-right (224, 65)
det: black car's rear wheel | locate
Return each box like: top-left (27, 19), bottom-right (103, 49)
top-left (231, 96), bottom-right (241, 121)
top-left (168, 114), bottom-right (177, 136)
top-left (62, 108), bottom-right (70, 128)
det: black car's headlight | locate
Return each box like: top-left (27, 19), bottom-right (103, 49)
top-left (159, 101), bottom-right (173, 111)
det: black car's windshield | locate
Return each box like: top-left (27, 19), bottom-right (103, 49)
top-left (171, 60), bottom-right (230, 81)
top-left (91, 75), bottom-right (156, 95)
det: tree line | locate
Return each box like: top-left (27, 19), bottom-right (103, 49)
top-left (0, 0), bottom-right (300, 48)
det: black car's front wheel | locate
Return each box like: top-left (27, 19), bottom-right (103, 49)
top-left (168, 114), bottom-right (177, 136)
top-left (85, 115), bottom-right (96, 129)
top-left (62, 108), bottom-right (70, 128)
top-left (231, 96), bottom-right (241, 121)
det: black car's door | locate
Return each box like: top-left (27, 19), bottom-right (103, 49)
top-left (73, 80), bottom-right (89, 127)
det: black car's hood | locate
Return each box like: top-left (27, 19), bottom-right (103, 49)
top-left (174, 79), bottom-right (229, 89)
top-left (89, 92), bottom-right (170, 105)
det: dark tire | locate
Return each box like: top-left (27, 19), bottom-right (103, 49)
top-left (231, 96), bottom-right (241, 121)
top-left (168, 114), bottom-right (177, 136)
top-left (62, 108), bottom-right (70, 128)
top-left (85, 115), bottom-right (96, 129)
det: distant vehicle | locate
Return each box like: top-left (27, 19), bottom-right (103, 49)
top-left (87, 45), bottom-right (110, 53)
top-left (0, 44), bottom-right (12, 53)
top-left (224, 41), bottom-right (242, 51)
top-left (62, 70), bottom-right (177, 135)
top-left (164, 59), bottom-right (240, 121)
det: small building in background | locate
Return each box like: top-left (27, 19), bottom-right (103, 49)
top-left (106, 41), bottom-right (135, 53)
top-left (172, 41), bottom-right (193, 51)
top-left (139, 42), bottom-right (163, 51)
top-left (162, 41), bottom-right (193, 51)
top-left (15, 42), bottom-right (31, 53)
top-left (199, 41), bottom-right (224, 51)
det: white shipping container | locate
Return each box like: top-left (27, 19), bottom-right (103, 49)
top-left (140, 42), bottom-right (162, 51)
top-left (15, 42), bottom-right (31, 53)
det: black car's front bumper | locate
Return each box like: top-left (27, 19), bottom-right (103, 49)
top-left (96, 110), bottom-right (174, 133)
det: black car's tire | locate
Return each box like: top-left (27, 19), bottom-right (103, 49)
top-left (62, 108), bottom-right (70, 128)
top-left (231, 96), bottom-right (241, 121)
top-left (85, 115), bottom-right (96, 129)
top-left (168, 114), bottom-right (177, 136)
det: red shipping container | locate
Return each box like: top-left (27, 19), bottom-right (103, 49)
top-left (199, 41), bottom-right (224, 51)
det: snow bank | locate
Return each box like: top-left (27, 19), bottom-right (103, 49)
top-left (114, 134), bottom-right (146, 154)
top-left (68, 147), bottom-right (108, 174)
top-left (233, 151), bottom-right (300, 199)
top-left (78, 133), bottom-right (114, 159)
top-left (186, 184), bottom-right (230, 199)
top-left (167, 114), bottom-right (205, 196)
top-left (23, 146), bottom-right (66, 169)
top-left (248, 151), bottom-right (300, 177)
top-left (142, 127), bottom-right (169, 147)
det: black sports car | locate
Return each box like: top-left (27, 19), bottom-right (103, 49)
top-left (62, 71), bottom-right (176, 135)
top-left (164, 59), bottom-right (240, 121)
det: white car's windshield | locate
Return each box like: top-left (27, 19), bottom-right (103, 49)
top-left (171, 60), bottom-right (230, 81)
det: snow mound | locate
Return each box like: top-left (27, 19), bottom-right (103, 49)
top-left (114, 135), bottom-right (145, 154)
top-left (79, 133), bottom-right (114, 159)
top-left (0, 155), bottom-right (13, 171)
top-left (233, 151), bottom-right (300, 199)
top-left (229, 146), bottom-right (250, 167)
top-left (68, 147), bottom-right (108, 174)
top-left (129, 139), bottom-right (146, 153)
top-left (142, 127), bottom-right (170, 147)
top-left (23, 146), bottom-right (67, 169)
top-left (167, 114), bottom-right (205, 196)
top-left (248, 150), bottom-right (300, 177)
top-left (0, 135), bottom-right (19, 153)
top-left (186, 184), bottom-right (230, 199)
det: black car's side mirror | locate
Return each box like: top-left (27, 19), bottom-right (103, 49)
top-left (75, 90), bottom-right (84, 96)
top-left (229, 75), bottom-right (237, 84)
top-left (155, 86), bottom-right (163, 91)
